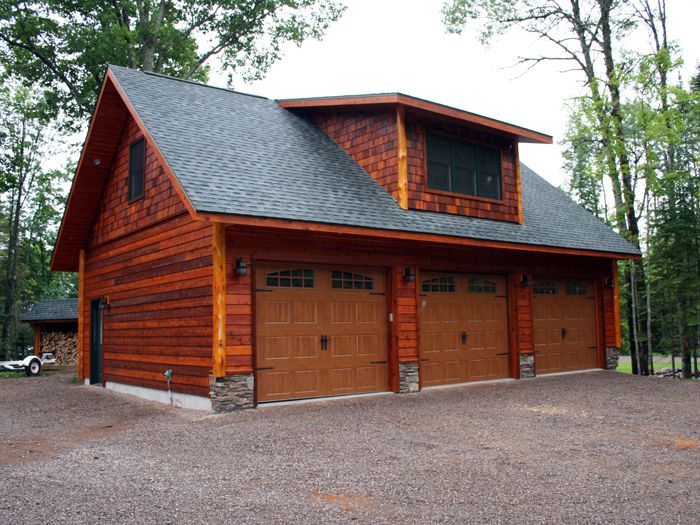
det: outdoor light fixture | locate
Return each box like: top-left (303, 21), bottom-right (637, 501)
top-left (235, 258), bottom-right (248, 277)
top-left (93, 158), bottom-right (102, 166)
top-left (606, 277), bottom-right (615, 289)
top-left (403, 267), bottom-right (415, 283)
top-left (521, 273), bottom-right (530, 287)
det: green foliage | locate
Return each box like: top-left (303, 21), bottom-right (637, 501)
top-left (0, 81), bottom-right (75, 359)
top-left (0, 0), bottom-right (346, 126)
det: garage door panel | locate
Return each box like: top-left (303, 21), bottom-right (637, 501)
top-left (293, 336), bottom-right (319, 359)
top-left (292, 302), bottom-right (317, 324)
top-left (256, 264), bottom-right (388, 403)
top-left (533, 279), bottom-right (598, 374)
top-left (419, 273), bottom-right (510, 386)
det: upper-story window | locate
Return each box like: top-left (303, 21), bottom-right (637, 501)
top-left (128, 138), bottom-right (145, 201)
top-left (426, 133), bottom-right (502, 200)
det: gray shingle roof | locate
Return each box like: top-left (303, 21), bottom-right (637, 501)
top-left (109, 65), bottom-right (639, 256)
top-left (22, 299), bottom-right (78, 322)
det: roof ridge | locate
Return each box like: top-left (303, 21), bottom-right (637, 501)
top-left (107, 64), bottom-right (270, 101)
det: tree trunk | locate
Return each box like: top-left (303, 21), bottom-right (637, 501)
top-left (1, 121), bottom-right (26, 360)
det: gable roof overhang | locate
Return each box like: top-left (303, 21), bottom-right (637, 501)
top-left (278, 93), bottom-right (553, 144)
top-left (50, 69), bottom-right (196, 272)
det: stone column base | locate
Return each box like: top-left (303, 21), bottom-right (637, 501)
top-left (605, 347), bottom-right (620, 370)
top-left (519, 353), bottom-right (535, 379)
top-left (210, 374), bottom-right (254, 412)
top-left (399, 362), bottom-right (420, 393)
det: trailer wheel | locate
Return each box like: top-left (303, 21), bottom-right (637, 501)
top-left (25, 358), bottom-right (41, 377)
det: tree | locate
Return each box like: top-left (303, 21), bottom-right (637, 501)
top-left (0, 0), bottom-right (346, 124)
top-left (0, 81), bottom-right (73, 359)
top-left (442, 0), bottom-right (651, 374)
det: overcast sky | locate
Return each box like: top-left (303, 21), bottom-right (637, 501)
top-left (213, 0), bottom-right (700, 189)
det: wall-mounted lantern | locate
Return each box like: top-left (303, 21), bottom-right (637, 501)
top-left (403, 267), bottom-right (415, 283)
top-left (521, 273), bottom-right (530, 287)
top-left (606, 277), bottom-right (615, 289)
top-left (235, 257), bottom-right (248, 277)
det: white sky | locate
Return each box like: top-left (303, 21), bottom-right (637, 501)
top-left (211, 0), bottom-right (700, 189)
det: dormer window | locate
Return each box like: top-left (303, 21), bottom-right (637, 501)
top-left (426, 133), bottom-right (502, 200)
top-left (128, 138), bottom-right (145, 201)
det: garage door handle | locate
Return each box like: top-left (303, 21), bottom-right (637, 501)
top-left (420, 358), bottom-right (429, 362)
top-left (461, 331), bottom-right (468, 345)
top-left (256, 367), bottom-right (274, 371)
top-left (561, 328), bottom-right (567, 339)
top-left (370, 360), bottom-right (387, 364)
top-left (496, 352), bottom-right (509, 356)
top-left (320, 335), bottom-right (328, 351)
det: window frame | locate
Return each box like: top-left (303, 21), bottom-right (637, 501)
top-left (128, 137), bottom-right (146, 203)
top-left (423, 131), bottom-right (504, 202)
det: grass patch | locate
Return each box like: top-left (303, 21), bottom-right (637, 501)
top-left (0, 371), bottom-right (24, 379)
top-left (616, 358), bottom-right (676, 375)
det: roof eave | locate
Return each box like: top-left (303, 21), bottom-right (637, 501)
top-left (277, 93), bottom-right (553, 144)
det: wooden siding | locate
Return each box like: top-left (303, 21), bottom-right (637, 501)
top-left (308, 108), bottom-right (521, 222)
top-left (311, 110), bottom-right (401, 202)
top-left (225, 239), bottom-right (254, 375)
top-left (405, 115), bottom-right (521, 222)
top-left (89, 118), bottom-right (187, 247)
top-left (82, 114), bottom-right (212, 396)
top-left (395, 265), bottom-right (418, 363)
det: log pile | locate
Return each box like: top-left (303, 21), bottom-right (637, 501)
top-left (41, 331), bottom-right (78, 366)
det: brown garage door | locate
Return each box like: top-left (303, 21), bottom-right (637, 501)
top-left (419, 273), bottom-right (509, 387)
top-left (255, 264), bottom-right (388, 402)
top-left (532, 279), bottom-right (598, 374)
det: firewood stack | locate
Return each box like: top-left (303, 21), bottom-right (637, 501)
top-left (41, 331), bottom-right (78, 366)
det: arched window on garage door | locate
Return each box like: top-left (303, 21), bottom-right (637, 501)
top-left (421, 275), bottom-right (456, 293)
top-left (265, 269), bottom-right (315, 288)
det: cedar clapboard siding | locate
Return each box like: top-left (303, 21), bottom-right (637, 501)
top-left (82, 114), bottom-right (212, 396)
top-left (395, 266), bottom-right (418, 363)
top-left (311, 111), bottom-right (400, 201)
top-left (225, 241), bottom-right (254, 375)
top-left (405, 115), bottom-right (521, 222)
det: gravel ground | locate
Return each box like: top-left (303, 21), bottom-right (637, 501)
top-left (1, 371), bottom-right (698, 524)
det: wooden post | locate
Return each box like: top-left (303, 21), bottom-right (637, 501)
top-left (396, 107), bottom-right (409, 210)
top-left (77, 249), bottom-right (85, 380)
top-left (212, 222), bottom-right (227, 378)
top-left (612, 260), bottom-right (622, 348)
top-left (514, 142), bottom-right (524, 225)
top-left (33, 324), bottom-right (41, 356)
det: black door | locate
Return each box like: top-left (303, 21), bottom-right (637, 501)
top-left (90, 299), bottom-right (103, 385)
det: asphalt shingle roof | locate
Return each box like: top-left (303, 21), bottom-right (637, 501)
top-left (109, 66), bottom-right (639, 256)
top-left (22, 299), bottom-right (78, 322)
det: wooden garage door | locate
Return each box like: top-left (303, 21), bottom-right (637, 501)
top-left (255, 264), bottom-right (388, 402)
top-left (532, 279), bottom-right (598, 374)
top-left (419, 273), bottom-right (509, 387)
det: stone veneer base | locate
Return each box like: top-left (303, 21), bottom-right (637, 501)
top-left (210, 374), bottom-right (255, 412)
top-left (399, 362), bottom-right (420, 393)
top-left (519, 353), bottom-right (535, 379)
top-left (605, 347), bottom-right (621, 370)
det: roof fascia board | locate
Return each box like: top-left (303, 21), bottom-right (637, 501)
top-left (51, 70), bottom-right (113, 271)
top-left (278, 94), bottom-right (553, 144)
top-left (195, 211), bottom-right (640, 260)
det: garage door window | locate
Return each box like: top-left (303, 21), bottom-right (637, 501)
top-left (467, 277), bottom-right (497, 293)
top-left (533, 280), bottom-right (557, 295)
top-left (266, 269), bottom-right (315, 288)
top-left (422, 275), bottom-right (456, 293)
top-left (331, 270), bottom-right (374, 290)
top-left (565, 281), bottom-right (588, 296)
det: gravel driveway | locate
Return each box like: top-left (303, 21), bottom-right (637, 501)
top-left (1, 371), bottom-right (698, 524)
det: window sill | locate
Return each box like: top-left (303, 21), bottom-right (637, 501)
top-left (423, 188), bottom-right (504, 205)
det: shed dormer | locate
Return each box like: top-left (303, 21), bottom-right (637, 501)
top-left (279, 94), bottom-right (552, 224)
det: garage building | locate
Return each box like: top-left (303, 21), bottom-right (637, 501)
top-left (51, 66), bottom-right (639, 411)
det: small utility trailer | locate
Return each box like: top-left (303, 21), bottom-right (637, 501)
top-left (0, 352), bottom-right (56, 376)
